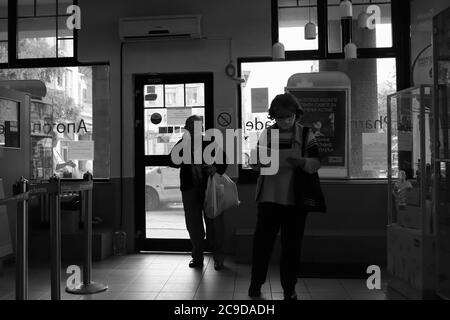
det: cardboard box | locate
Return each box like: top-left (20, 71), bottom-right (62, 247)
top-left (387, 224), bottom-right (436, 293)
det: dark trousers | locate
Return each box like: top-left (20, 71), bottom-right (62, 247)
top-left (250, 202), bottom-right (307, 293)
top-left (182, 188), bottom-right (225, 262)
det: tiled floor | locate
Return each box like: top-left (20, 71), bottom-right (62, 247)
top-left (0, 253), bottom-right (408, 300)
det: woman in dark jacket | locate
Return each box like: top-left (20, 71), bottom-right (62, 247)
top-left (169, 115), bottom-right (228, 270)
top-left (249, 94), bottom-right (321, 300)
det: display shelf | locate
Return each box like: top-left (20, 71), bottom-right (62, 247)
top-left (30, 100), bottom-right (54, 182)
top-left (433, 6), bottom-right (450, 301)
top-left (386, 85), bottom-right (437, 299)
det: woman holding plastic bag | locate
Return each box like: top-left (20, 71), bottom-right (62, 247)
top-left (168, 115), bottom-right (228, 270)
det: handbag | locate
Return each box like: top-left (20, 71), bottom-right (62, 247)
top-left (295, 126), bottom-right (327, 213)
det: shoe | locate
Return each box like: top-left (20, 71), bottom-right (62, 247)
top-left (284, 292), bottom-right (298, 301)
top-left (188, 259), bottom-right (204, 268)
top-left (248, 284), bottom-right (262, 298)
top-left (214, 261), bottom-right (225, 271)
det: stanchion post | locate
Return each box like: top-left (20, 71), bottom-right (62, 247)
top-left (14, 177), bottom-right (29, 300)
top-left (65, 172), bottom-right (108, 295)
top-left (49, 176), bottom-right (61, 300)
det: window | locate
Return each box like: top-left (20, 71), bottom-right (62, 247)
top-left (239, 58), bottom-right (397, 179)
top-left (17, 0), bottom-right (75, 59)
top-left (238, 0), bottom-right (407, 180)
top-left (278, 0), bottom-right (319, 51)
top-left (0, 0), bottom-right (77, 65)
top-left (0, 65), bottom-right (111, 179)
top-left (0, 0), bottom-right (7, 63)
top-left (327, 0), bottom-right (392, 53)
top-left (274, 0), bottom-right (403, 60)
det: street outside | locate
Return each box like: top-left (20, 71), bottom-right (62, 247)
top-left (146, 203), bottom-right (189, 239)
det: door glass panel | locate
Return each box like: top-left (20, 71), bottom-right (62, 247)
top-left (144, 84), bottom-right (164, 108)
top-left (144, 108), bottom-right (183, 156)
top-left (145, 166), bottom-right (188, 239)
top-left (142, 78), bottom-right (208, 242)
top-left (185, 83), bottom-right (204, 107)
top-left (165, 84), bottom-right (184, 107)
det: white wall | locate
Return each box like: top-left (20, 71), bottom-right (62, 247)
top-left (78, 0), bottom-right (272, 179)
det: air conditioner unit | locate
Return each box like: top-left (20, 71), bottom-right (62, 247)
top-left (119, 15), bottom-right (202, 41)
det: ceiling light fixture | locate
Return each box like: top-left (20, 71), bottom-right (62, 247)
top-left (304, 0), bottom-right (316, 40)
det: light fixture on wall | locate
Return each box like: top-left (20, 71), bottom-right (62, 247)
top-left (304, 0), bottom-right (316, 40)
top-left (344, 42), bottom-right (357, 59)
top-left (339, 0), bottom-right (353, 18)
top-left (272, 42), bottom-right (285, 60)
top-left (340, 0), bottom-right (357, 60)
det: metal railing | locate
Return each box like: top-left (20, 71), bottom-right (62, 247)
top-left (0, 173), bottom-right (108, 300)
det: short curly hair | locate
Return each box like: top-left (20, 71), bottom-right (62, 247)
top-left (268, 93), bottom-right (304, 120)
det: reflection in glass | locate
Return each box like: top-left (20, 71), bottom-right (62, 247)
top-left (165, 84), bottom-right (184, 107)
top-left (185, 83), bottom-right (205, 106)
top-left (18, 17), bottom-right (57, 59)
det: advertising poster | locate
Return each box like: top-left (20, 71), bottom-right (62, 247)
top-left (288, 89), bottom-right (347, 167)
top-left (362, 133), bottom-right (388, 171)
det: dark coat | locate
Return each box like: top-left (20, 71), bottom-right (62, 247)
top-left (168, 137), bottom-right (228, 192)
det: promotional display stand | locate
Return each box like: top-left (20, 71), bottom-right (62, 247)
top-left (387, 85), bottom-right (437, 299)
top-left (432, 6), bottom-right (450, 300)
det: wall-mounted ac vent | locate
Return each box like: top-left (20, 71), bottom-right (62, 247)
top-left (119, 15), bottom-right (202, 41)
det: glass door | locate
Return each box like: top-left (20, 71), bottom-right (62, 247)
top-left (135, 73), bottom-right (213, 251)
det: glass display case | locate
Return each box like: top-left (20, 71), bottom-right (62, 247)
top-left (30, 99), bottom-right (54, 182)
top-left (386, 85), bottom-right (437, 299)
top-left (433, 6), bottom-right (450, 301)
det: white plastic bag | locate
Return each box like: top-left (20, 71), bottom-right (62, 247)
top-left (204, 173), bottom-right (240, 219)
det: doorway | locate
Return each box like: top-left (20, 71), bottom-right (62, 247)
top-left (135, 73), bottom-right (214, 251)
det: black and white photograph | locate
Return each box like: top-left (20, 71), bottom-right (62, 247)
top-left (0, 0), bottom-right (449, 317)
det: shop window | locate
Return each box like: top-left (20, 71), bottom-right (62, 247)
top-left (239, 58), bottom-right (396, 180)
top-left (274, 0), bottom-right (396, 58)
top-left (0, 0), bottom-right (7, 63)
top-left (278, 0), bottom-right (319, 51)
top-left (17, 0), bottom-right (75, 59)
top-left (0, 65), bottom-right (111, 179)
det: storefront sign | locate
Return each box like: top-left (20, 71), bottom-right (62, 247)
top-left (288, 89), bottom-right (347, 167)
